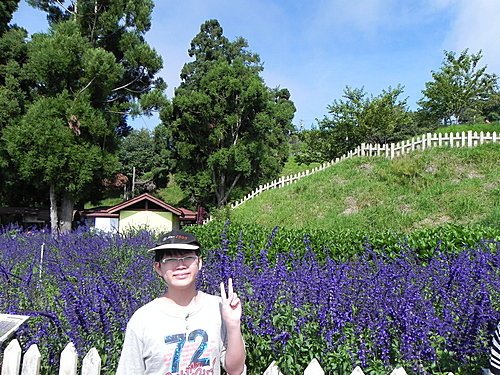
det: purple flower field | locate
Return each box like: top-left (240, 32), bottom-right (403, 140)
top-left (1, 225), bottom-right (499, 374)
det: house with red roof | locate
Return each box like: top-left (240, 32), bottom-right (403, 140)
top-left (81, 193), bottom-right (197, 233)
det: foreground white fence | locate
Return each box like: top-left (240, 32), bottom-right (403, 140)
top-left (1, 339), bottom-right (101, 375)
top-left (220, 130), bottom-right (498, 214)
top-left (2, 339), bottom-right (460, 375)
top-left (263, 358), bottom-right (454, 374)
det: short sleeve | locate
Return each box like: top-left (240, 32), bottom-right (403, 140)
top-left (116, 321), bottom-right (146, 375)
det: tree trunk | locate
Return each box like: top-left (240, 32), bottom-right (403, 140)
top-left (49, 183), bottom-right (59, 235)
top-left (60, 192), bottom-right (74, 233)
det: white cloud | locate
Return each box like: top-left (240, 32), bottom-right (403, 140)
top-left (443, 0), bottom-right (500, 74)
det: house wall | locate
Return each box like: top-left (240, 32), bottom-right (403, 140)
top-left (93, 217), bottom-right (119, 233)
top-left (118, 210), bottom-right (179, 233)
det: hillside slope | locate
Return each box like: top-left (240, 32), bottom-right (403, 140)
top-left (226, 143), bottom-right (500, 232)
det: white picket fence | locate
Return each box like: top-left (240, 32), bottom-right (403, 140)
top-left (263, 358), bottom-right (454, 375)
top-left (1, 339), bottom-right (101, 375)
top-left (202, 130), bottom-right (498, 222)
top-left (1, 338), bottom-right (460, 375)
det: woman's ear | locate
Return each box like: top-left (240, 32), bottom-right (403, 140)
top-left (198, 257), bottom-right (203, 271)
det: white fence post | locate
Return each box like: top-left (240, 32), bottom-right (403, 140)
top-left (21, 344), bottom-right (41, 375)
top-left (2, 339), bottom-right (21, 375)
top-left (261, 359), bottom-right (457, 374)
top-left (58, 342), bottom-right (77, 375)
top-left (263, 361), bottom-right (283, 375)
top-left (351, 366), bottom-right (366, 374)
top-left (304, 358), bottom-right (324, 375)
top-left (390, 367), bottom-right (408, 375)
top-left (81, 348), bottom-right (101, 375)
top-left (426, 132), bottom-right (432, 148)
top-left (1, 340), bottom-right (102, 375)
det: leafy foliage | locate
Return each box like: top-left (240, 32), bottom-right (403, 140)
top-left (0, 0), bottom-right (18, 35)
top-left (4, 93), bottom-right (119, 194)
top-left (296, 85), bottom-right (416, 164)
top-left (480, 90), bottom-right (500, 122)
top-left (191, 220), bottom-right (500, 262)
top-left (0, 6), bottom-right (39, 206)
top-left (2, 21), bottom-right (124, 229)
top-left (118, 128), bottom-right (171, 194)
top-left (164, 19), bottom-right (295, 209)
top-left (1, 0), bottom-right (166, 230)
top-left (419, 49), bottom-right (498, 125)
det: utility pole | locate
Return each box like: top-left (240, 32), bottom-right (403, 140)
top-left (132, 167), bottom-right (136, 198)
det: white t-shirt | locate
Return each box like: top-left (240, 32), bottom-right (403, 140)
top-left (116, 291), bottom-right (230, 375)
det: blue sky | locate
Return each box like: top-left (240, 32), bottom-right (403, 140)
top-left (12, 0), bottom-right (500, 130)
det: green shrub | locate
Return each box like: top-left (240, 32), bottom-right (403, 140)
top-left (188, 221), bottom-right (499, 263)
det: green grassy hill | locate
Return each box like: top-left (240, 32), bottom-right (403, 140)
top-left (93, 124), bottom-right (500, 231)
top-left (224, 142), bottom-right (500, 233)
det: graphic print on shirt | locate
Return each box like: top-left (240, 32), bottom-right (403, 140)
top-left (164, 329), bottom-right (217, 374)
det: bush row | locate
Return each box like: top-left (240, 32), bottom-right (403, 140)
top-left (188, 221), bottom-right (500, 262)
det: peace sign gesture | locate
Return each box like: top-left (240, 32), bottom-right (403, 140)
top-left (220, 278), bottom-right (242, 327)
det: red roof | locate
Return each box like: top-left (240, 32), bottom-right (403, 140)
top-left (83, 193), bottom-right (191, 218)
top-left (179, 207), bottom-right (197, 220)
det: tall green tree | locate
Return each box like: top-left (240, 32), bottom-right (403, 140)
top-left (297, 85), bottom-right (413, 164)
top-left (480, 90), bottom-right (500, 122)
top-left (4, 93), bottom-right (119, 231)
top-left (4, 0), bottom-right (165, 232)
top-left (0, 0), bottom-right (42, 206)
top-left (362, 85), bottom-right (413, 144)
top-left (164, 19), bottom-right (295, 209)
top-left (119, 129), bottom-right (158, 179)
top-left (27, 0), bottom-right (166, 133)
top-left (0, 0), bottom-right (19, 34)
top-left (418, 49), bottom-right (498, 125)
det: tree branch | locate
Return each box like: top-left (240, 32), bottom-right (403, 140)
top-left (112, 68), bottom-right (146, 92)
top-left (76, 77), bottom-right (96, 97)
top-left (55, 0), bottom-right (76, 16)
top-left (221, 173), bottom-right (241, 206)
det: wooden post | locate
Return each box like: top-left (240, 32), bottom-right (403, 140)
top-left (304, 358), bottom-right (324, 375)
top-left (390, 367), bottom-right (408, 375)
top-left (21, 344), bottom-right (41, 375)
top-left (58, 342), bottom-right (77, 375)
top-left (81, 348), bottom-right (101, 375)
top-left (263, 361), bottom-right (283, 375)
top-left (2, 339), bottom-right (21, 375)
top-left (351, 366), bottom-right (366, 375)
